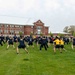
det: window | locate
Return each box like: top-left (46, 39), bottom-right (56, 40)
top-left (11, 25), bottom-right (14, 27)
top-left (10, 30), bottom-right (15, 34)
top-left (36, 26), bottom-right (42, 34)
top-left (15, 30), bottom-right (19, 33)
top-left (7, 25), bottom-right (8, 27)
top-left (37, 26), bottom-right (42, 29)
top-left (10, 25), bottom-right (14, 27)
top-left (0, 25), bottom-right (1, 28)
top-left (31, 26), bottom-right (33, 28)
top-left (4, 25), bottom-right (7, 28)
top-left (20, 26), bottom-right (23, 27)
top-left (0, 24), bottom-right (3, 27)
top-left (15, 25), bottom-right (19, 27)
top-left (4, 30), bottom-right (8, 33)
top-left (37, 30), bottom-right (41, 34)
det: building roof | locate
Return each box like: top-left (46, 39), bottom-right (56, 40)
top-left (52, 31), bottom-right (71, 34)
top-left (0, 16), bottom-right (34, 25)
top-left (0, 16), bottom-right (49, 27)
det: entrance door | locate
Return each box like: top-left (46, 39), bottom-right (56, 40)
top-left (37, 29), bottom-right (41, 34)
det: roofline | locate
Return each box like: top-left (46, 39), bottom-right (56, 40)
top-left (24, 25), bottom-right (33, 26)
top-left (0, 23), bottom-right (24, 25)
top-left (0, 23), bottom-right (33, 26)
top-left (0, 23), bottom-right (49, 27)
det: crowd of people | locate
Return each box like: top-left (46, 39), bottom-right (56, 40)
top-left (0, 34), bottom-right (75, 54)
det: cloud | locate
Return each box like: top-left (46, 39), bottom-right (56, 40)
top-left (19, 0), bottom-right (36, 12)
top-left (0, 0), bottom-right (61, 13)
top-left (0, 0), bottom-right (75, 32)
top-left (0, 0), bottom-right (36, 13)
top-left (0, 0), bottom-right (18, 9)
top-left (44, 0), bottom-right (60, 11)
top-left (64, 0), bottom-right (75, 7)
top-left (62, 0), bottom-right (75, 11)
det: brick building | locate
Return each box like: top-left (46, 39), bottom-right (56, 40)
top-left (0, 20), bottom-right (49, 36)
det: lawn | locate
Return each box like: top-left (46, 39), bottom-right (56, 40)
top-left (0, 43), bottom-right (75, 75)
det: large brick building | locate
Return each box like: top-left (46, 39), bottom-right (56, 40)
top-left (0, 20), bottom-right (49, 35)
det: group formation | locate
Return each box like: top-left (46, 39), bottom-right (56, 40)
top-left (0, 34), bottom-right (75, 54)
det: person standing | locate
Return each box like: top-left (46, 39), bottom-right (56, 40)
top-left (71, 36), bottom-right (75, 50)
top-left (7, 36), bottom-right (15, 49)
top-left (13, 34), bottom-right (18, 43)
top-left (59, 37), bottom-right (67, 52)
top-left (53, 36), bottom-right (60, 54)
top-left (0, 38), bottom-right (3, 46)
top-left (28, 36), bottom-right (34, 47)
top-left (40, 36), bottom-right (47, 51)
top-left (16, 36), bottom-right (28, 54)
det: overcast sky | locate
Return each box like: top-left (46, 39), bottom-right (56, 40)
top-left (0, 0), bottom-right (75, 32)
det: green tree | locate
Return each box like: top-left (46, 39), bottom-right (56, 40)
top-left (49, 31), bottom-right (53, 36)
top-left (58, 33), bottom-right (64, 37)
top-left (30, 32), bottom-right (33, 36)
top-left (19, 31), bottom-right (23, 36)
top-left (73, 32), bottom-right (75, 37)
top-left (63, 25), bottom-right (75, 35)
top-left (68, 25), bottom-right (75, 35)
top-left (63, 26), bottom-right (69, 33)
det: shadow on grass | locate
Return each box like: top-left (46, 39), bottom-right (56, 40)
top-left (23, 58), bottom-right (29, 61)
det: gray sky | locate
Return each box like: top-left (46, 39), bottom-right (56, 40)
top-left (0, 0), bottom-right (75, 32)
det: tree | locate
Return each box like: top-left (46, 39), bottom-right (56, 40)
top-left (58, 33), bottom-right (64, 37)
top-left (63, 26), bottom-right (69, 33)
top-left (73, 32), bottom-right (75, 37)
top-left (19, 31), bottom-right (23, 36)
top-left (30, 32), bottom-right (33, 36)
top-left (63, 25), bottom-right (75, 35)
top-left (68, 25), bottom-right (75, 35)
top-left (49, 31), bottom-right (53, 36)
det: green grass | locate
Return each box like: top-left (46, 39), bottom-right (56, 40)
top-left (0, 43), bottom-right (75, 75)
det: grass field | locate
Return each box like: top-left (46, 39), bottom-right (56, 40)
top-left (0, 43), bottom-right (75, 75)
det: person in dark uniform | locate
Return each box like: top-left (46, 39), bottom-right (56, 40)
top-left (0, 34), bottom-right (5, 44)
top-left (28, 36), bottom-right (34, 47)
top-left (16, 36), bottom-right (28, 54)
top-left (13, 34), bottom-right (18, 43)
top-left (40, 36), bottom-right (47, 51)
top-left (37, 36), bottom-right (42, 46)
top-left (0, 38), bottom-right (3, 46)
top-left (49, 36), bottom-right (54, 44)
top-left (72, 36), bottom-right (75, 50)
top-left (64, 37), bottom-right (69, 45)
top-left (7, 36), bottom-right (15, 49)
top-left (6, 36), bottom-right (9, 42)
top-left (45, 37), bottom-right (49, 48)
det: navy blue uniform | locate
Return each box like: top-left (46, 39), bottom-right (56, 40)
top-left (6, 36), bottom-right (9, 42)
top-left (18, 39), bottom-right (26, 48)
top-left (64, 37), bottom-right (69, 44)
top-left (0, 38), bottom-right (3, 46)
top-left (38, 37), bottom-right (42, 44)
top-left (73, 38), bottom-right (75, 45)
top-left (46, 37), bottom-right (49, 48)
top-left (8, 38), bottom-right (14, 45)
top-left (0, 35), bottom-right (5, 44)
top-left (49, 37), bottom-right (54, 44)
top-left (28, 37), bottom-right (33, 45)
top-left (40, 37), bottom-right (47, 50)
top-left (13, 36), bottom-right (17, 42)
top-left (24, 36), bottom-right (29, 43)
